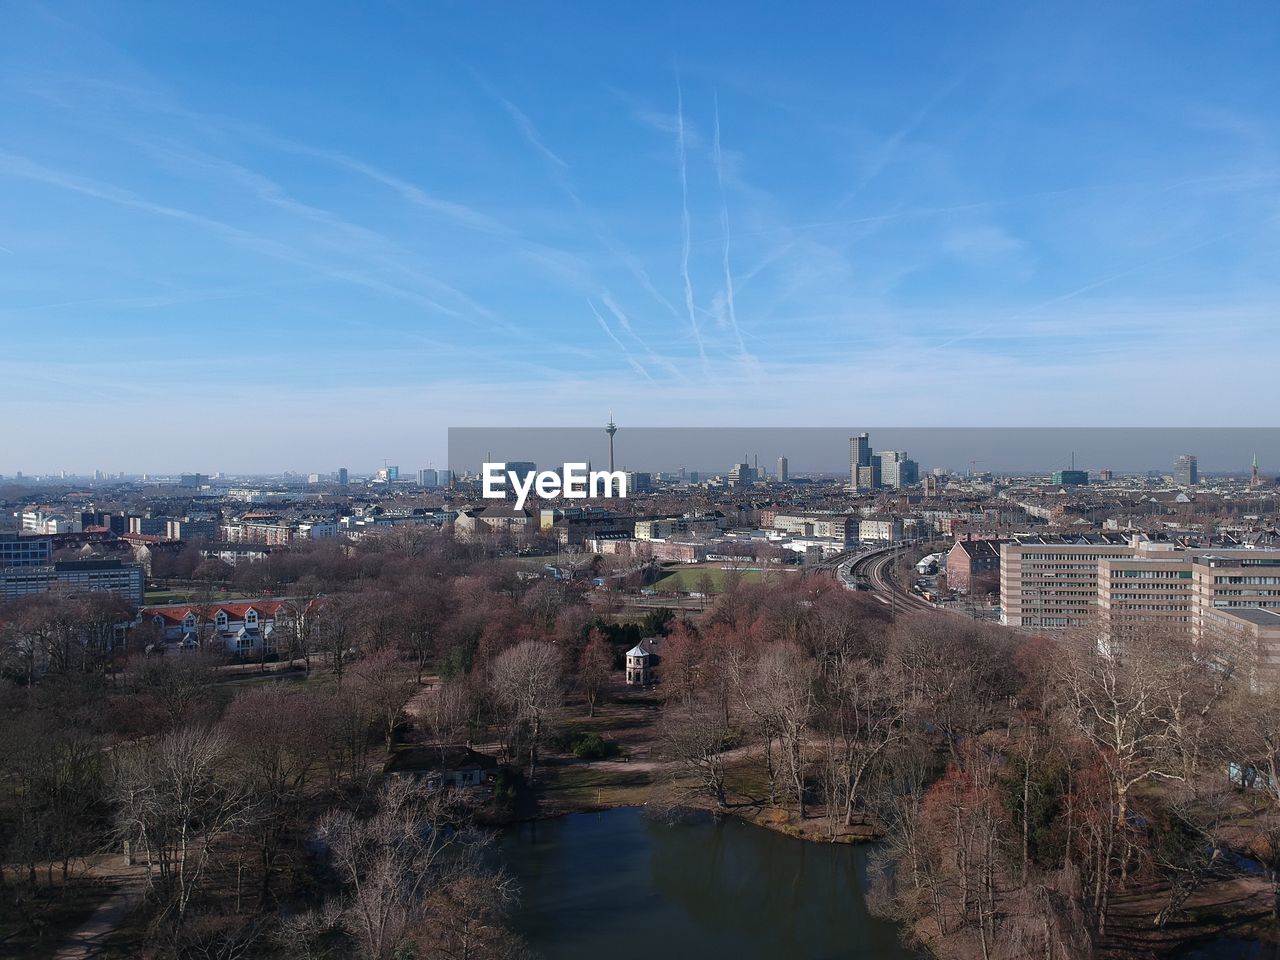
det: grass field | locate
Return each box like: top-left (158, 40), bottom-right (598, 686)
top-left (651, 564), bottom-right (794, 594)
top-left (142, 586), bottom-right (241, 604)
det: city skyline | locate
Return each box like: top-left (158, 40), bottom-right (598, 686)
top-left (6, 426), bottom-right (1280, 480)
top-left (4, 3), bottom-right (1280, 471)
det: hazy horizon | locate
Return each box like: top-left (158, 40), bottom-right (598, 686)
top-left (6, 427), bottom-right (1275, 479)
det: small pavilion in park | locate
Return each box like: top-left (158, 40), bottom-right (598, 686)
top-left (624, 636), bottom-right (662, 686)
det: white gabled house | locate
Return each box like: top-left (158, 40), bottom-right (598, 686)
top-left (140, 599), bottom-right (319, 658)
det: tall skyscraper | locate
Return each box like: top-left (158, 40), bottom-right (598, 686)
top-left (1174, 454), bottom-right (1198, 487)
top-left (776, 456), bottom-right (788, 482)
top-left (849, 433), bottom-right (872, 489)
top-left (337, 467), bottom-right (348, 485)
top-left (877, 450), bottom-right (919, 489)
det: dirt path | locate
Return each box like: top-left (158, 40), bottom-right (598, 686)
top-left (49, 856), bottom-right (147, 960)
top-left (402, 674), bottom-right (443, 724)
top-left (51, 883), bottom-right (143, 959)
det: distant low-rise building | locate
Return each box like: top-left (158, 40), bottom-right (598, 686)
top-left (384, 746), bottom-right (497, 789)
top-left (1051, 470), bottom-right (1089, 487)
top-left (166, 518), bottom-right (217, 542)
top-left (21, 510), bottom-right (82, 535)
top-left (634, 515), bottom-right (721, 541)
top-left (454, 506), bottom-right (538, 540)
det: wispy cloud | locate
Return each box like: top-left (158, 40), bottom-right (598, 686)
top-left (587, 299), bottom-right (654, 382)
top-left (496, 96), bottom-right (569, 170)
top-left (476, 77), bottom-right (689, 347)
top-left (0, 148), bottom-right (499, 328)
top-left (712, 92), bottom-right (750, 362)
top-left (600, 293), bottom-right (684, 381)
top-left (674, 68), bottom-right (708, 370)
top-left (927, 213), bottom-right (1280, 352)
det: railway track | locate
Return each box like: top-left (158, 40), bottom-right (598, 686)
top-left (841, 546), bottom-right (943, 615)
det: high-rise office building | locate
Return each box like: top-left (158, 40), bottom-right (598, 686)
top-left (877, 450), bottom-right (919, 489)
top-left (776, 456), bottom-right (788, 482)
top-left (337, 467), bottom-right (349, 485)
top-left (849, 433), bottom-right (873, 490)
top-left (728, 462), bottom-right (757, 487)
top-left (1052, 469), bottom-right (1089, 486)
top-left (1175, 454), bottom-right (1198, 487)
top-left (417, 468), bottom-right (439, 487)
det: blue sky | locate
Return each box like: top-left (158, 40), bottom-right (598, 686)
top-left (2, 2), bottom-right (1278, 474)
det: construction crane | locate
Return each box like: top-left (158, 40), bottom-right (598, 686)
top-left (968, 459), bottom-right (984, 477)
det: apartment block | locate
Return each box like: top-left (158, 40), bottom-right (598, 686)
top-left (166, 518), bottom-right (218, 542)
top-left (946, 538), bottom-right (1007, 592)
top-left (858, 517), bottom-right (903, 544)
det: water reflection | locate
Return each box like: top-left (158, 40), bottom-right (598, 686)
top-left (501, 807), bottom-right (913, 960)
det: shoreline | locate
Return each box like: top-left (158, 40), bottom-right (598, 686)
top-left (486, 790), bottom-right (1280, 959)
top-left (483, 775), bottom-right (883, 846)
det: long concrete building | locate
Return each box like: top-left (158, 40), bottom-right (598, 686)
top-left (1000, 534), bottom-right (1280, 686)
top-left (0, 558), bottom-right (146, 606)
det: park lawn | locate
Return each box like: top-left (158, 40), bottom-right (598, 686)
top-left (142, 586), bottom-right (238, 604)
top-left (537, 764), bottom-right (657, 810)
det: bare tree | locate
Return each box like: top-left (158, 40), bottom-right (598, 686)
top-left (351, 649), bottom-right (413, 751)
top-left (314, 778), bottom-right (496, 960)
top-left (576, 629), bottom-right (612, 718)
top-left (490, 640), bottom-right (562, 781)
top-left (112, 726), bottom-right (255, 926)
top-left (223, 684), bottom-right (328, 903)
top-left (820, 656), bottom-right (906, 827)
top-left (660, 690), bottom-right (733, 809)
top-left (741, 643), bottom-right (816, 817)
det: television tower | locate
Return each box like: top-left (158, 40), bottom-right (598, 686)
top-left (605, 412), bottom-right (618, 473)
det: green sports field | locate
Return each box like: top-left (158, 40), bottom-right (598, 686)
top-left (651, 564), bottom-right (795, 594)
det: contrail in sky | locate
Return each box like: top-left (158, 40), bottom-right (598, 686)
top-left (675, 69), bottom-right (708, 370)
top-left (713, 92), bottom-right (749, 360)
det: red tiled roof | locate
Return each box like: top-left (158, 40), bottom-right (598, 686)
top-left (121, 533), bottom-right (166, 544)
top-left (141, 597), bottom-right (321, 625)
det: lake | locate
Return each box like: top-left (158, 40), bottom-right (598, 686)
top-left (500, 806), bottom-right (914, 960)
